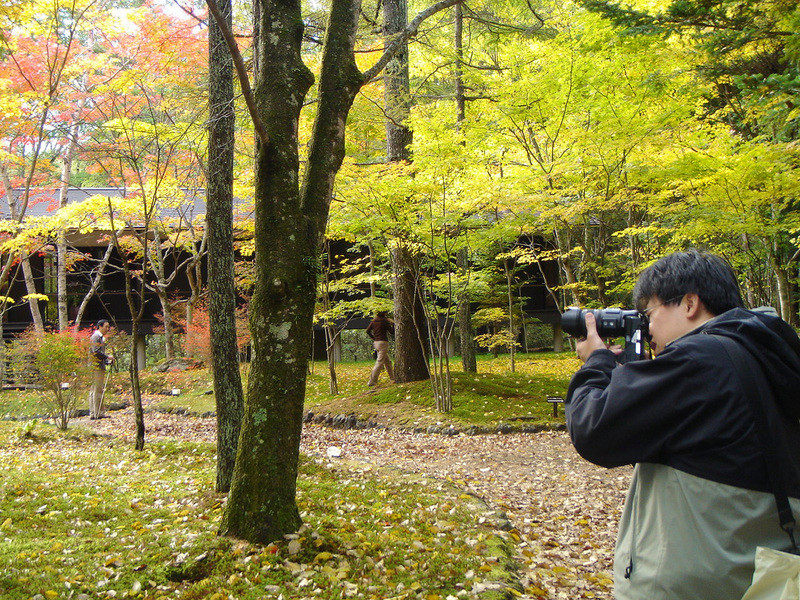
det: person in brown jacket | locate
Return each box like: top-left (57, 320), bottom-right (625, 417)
top-left (366, 311), bottom-right (394, 386)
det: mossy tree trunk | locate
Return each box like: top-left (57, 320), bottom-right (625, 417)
top-left (218, 0), bottom-right (361, 544)
top-left (207, 0), bottom-right (243, 494)
top-left (214, 0), bottom-right (461, 545)
top-left (385, 0), bottom-right (429, 383)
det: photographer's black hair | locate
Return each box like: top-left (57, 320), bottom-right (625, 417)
top-left (632, 249), bottom-right (743, 316)
top-left (96, 319), bottom-right (109, 329)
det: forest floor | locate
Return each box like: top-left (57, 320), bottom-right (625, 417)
top-left (79, 397), bottom-right (631, 599)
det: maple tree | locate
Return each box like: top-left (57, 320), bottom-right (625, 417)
top-left (10, 327), bottom-right (92, 429)
top-left (0, 0), bottom-right (112, 332)
top-left (315, 238), bottom-right (386, 394)
top-left (205, 0), bottom-right (463, 543)
top-left (51, 3), bottom-right (208, 449)
top-left (577, 0), bottom-right (800, 321)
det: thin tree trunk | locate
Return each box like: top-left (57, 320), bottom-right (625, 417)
top-left (321, 240), bottom-right (339, 394)
top-left (367, 239), bottom-right (377, 297)
top-left (19, 253), bottom-right (44, 332)
top-left (57, 114), bottom-right (81, 330)
top-left (454, 1), bottom-right (465, 125)
top-left (207, 0), bottom-right (243, 494)
top-left (771, 251), bottom-right (794, 324)
top-left (325, 326), bottom-right (339, 394)
top-left (184, 226), bottom-right (207, 357)
top-left (504, 257), bottom-right (515, 373)
top-left (109, 201), bottom-right (146, 450)
top-left (155, 289), bottom-right (175, 360)
top-left (457, 248), bottom-right (476, 372)
top-left (0, 165), bottom-right (44, 331)
top-left (149, 235), bottom-right (176, 360)
top-left (129, 322), bottom-right (145, 448)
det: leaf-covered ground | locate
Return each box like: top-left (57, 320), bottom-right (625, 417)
top-left (2, 355), bottom-right (630, 598)
top-left (0, 419), bottom-right (519, 600)
top-left (78, 400), bottom-right (631, 599)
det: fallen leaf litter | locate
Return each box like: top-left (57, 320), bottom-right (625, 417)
top-left (82, 403), bottom-right (631, 599)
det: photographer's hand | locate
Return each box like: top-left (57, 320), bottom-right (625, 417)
top-left (576, 313), bottom-right (622, 362)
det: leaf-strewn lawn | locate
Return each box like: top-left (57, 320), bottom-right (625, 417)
top-left (0, 352), bottom-right (580, 430)
top-left (305, 353), bottom-right (579, 429)
top-left (0, 421), bottom-right (516, 599)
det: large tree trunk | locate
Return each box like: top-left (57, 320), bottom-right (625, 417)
top-left (219, 0), bottom-right (317, 543)
top-left (207, 0), bottom-right (244, 494)
top-left (391, 243), bottom-right (429, 381)
top-left (214, 0), bottom-right (459, 545)
top-left (383, 0), bottom-right (413, 160)
top-left (385, 0), bottom-right (429, 382)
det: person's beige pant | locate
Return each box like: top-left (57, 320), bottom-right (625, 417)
top-left (88, 369), bottom-right (105, 418)
top-left (368, 340), bottom-right (393, 386)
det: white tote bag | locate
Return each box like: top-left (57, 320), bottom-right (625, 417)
top-left (741, 547), bottom-right (800, 600)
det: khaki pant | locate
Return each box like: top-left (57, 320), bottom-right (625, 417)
top-left (88, 369), bottom-right (106, 418)
top-left (368, 340), bottom-right (393, 386)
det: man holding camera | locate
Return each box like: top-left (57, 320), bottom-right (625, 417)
top-left (88, 319), bottom-right (114, 419)
top-left (566, 250), bottom-right (800, 599)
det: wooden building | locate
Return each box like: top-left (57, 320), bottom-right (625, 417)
top-left (2, 187), bottom-right (563, 367)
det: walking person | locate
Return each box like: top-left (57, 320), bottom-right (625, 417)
top-left (87, 319), bottom-right (114, 419)
top-left (366, 311), bottom-right (394, 387)
top-left (565, 250), bottom-right (800, 599)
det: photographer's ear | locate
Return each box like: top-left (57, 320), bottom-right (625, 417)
top-left (683, 293), bottom-right (709, 321)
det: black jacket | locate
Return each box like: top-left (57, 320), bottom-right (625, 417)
top-left (566, 307), bottom-right (800, 497)
top-left (566, 309), bottom-right (800, 599)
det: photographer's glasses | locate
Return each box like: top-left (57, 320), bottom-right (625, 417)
top-left (640, 295), bottom-right (684, 342)
top-left (642, 296), bottom-right (683, 317)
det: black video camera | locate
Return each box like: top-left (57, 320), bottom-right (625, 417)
top-left (561, 307), bottom-right (648, 363)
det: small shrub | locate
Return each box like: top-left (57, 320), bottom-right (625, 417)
top-left (339, 328), bottom-right (374, 362)
top-left (16, 418), bottom-right (37, 440)
top-left (11, 329), bottom-right (92, 429)
top-left (524, 321), bottom-right (555, 351)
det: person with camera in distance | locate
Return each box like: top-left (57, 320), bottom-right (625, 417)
top-left (566, 249), bottom-right (800, 599)
top-left (366, 311), bottom-right (394, 387)
top-left (87, 319), bottom-right (114, 419)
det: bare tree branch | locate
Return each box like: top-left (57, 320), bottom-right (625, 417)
top-left (204, 0), bottom-right (269, 145)
top-left (362, 0), bottom-right (463, 84)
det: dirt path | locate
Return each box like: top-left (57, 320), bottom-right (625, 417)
top-left (79, 406), bottom-right (631, 599)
